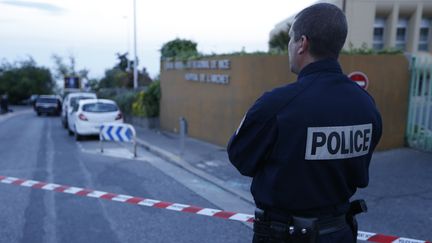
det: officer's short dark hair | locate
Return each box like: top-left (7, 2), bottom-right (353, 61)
top-left (292, 3), bottom-right (347, 59)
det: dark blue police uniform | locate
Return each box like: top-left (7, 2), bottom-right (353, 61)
top-left (227, 59), bottom-right (382, 243)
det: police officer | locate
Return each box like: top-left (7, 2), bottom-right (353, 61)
top-left (227, 3), bottom-right (382, 243)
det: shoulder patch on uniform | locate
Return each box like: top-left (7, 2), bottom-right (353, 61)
top-left (305, 124), bottom-right (372, 160)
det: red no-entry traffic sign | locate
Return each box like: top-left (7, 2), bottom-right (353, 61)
top-left (348, 71), bottom-right (369, 90)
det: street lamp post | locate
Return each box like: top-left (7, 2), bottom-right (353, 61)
top-left (133, 0), bottom-right (138, 89)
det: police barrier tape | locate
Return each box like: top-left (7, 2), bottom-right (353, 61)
top-left (0, 175), bottom-right (430, 243)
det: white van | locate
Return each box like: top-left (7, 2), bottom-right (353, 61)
top-left (61, 92), bottom-right (97, 129)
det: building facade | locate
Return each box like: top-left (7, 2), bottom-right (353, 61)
top-left (270, 0), bottom-right (432, 53)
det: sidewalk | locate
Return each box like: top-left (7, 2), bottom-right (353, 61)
top-left (132, 125), bottom-right (432, 242)
top-left (0, 105), bottom-right (32, 122)
top-left (133, 126), bottom-right (253, 204)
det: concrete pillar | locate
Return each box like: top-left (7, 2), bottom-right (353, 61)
top-left (344, 0), bottom-right (376, 49)
top-left (407, 3), bottom-right (423, 53)
top-left (385, 4), bottom-right (399, 48)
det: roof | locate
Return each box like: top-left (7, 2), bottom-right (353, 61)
top-left (38, 95), bottom-right (60, 100)
top-left (78, 99), bottom-right (117, 106)
top-left (66, 92), bottom-right (96, 99)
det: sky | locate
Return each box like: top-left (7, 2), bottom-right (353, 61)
top-left (0, 0), bottom-right (316, 80)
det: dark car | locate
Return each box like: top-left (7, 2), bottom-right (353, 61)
top-left (35, 95), bottom-right (62, 116)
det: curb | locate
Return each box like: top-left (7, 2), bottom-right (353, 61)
top-left (135, 137), bottom-right (254, 205)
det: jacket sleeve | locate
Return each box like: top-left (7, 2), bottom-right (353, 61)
top-left (227, 99), bottom-right (278, 177)
top-left (372, 108), bottom-right (383, 151)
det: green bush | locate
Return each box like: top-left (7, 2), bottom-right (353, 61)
top-left (160, 38), bottom-right (199, 60)
top-left (143, 81), bottom-right (160, 117)
top-left (100, 81), bottom-right (160, 118)
top-left (341, 42), bottom-right (403, 55)
top-left (132, 81), bottom-right (160, 117)
top-left (97, 88), bottom-right (138, 116)
top-left (132, 91), bottom-right (146, 117)
top-left (115, 91), bottom-right (138, 116)
top-left (269, 28), bottom-right (290, 52)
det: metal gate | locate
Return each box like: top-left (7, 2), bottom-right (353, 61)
top-left (406, 56), bottom-right (432, 151)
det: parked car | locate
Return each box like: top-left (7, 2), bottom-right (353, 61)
top-left (34, 95), bottom-right (62, 116)
top-left (61, 92), bottom-right (96, 129)
top-left (68, 99), bottom-right (123, 141)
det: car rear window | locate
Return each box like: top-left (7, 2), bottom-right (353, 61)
top-left (70, 97), bottom-right (92, 107)
top-left (82, 103), bottom-right (118, 112)
top-left (37, 98), bottom-right (57, 103)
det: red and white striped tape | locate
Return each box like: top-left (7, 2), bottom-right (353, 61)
top-left (357, 231), bottom-right (431, 243)
top-left (0, 175), bottom-right (254, 223)
top-left (0, 175), bottom-right (430, 243)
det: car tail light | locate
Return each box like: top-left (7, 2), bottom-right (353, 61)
top-left (78, 113), bottom-right (88, 121)
top-left (115, 112), bottom-right (123, 120)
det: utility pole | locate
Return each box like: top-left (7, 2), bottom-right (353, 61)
top-left (133, 0), bottom-right (138, 89)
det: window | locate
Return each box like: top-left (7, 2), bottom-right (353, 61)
top-left (418, 18), bottom-right (430, 51)
top-left (37, 98), bottom-right (57, 104)
top-left (70, 97), bottom-right (93, 108)
top-left (83, 103), bottom-right (118, 113)
top-left (373, 17), bottom-right (385, 50)
top-left (395, 18), bottom-right (408, 50)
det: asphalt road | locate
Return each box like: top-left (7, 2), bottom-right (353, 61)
top-left (0, 110), bottom-right (253, 243)
top-left (2, 108), bottom-right (431, 243)
top-left (354, 148), bottom-right (432, 241)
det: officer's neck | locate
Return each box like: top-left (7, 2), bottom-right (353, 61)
top-left (296, 53), bottom-right (317, 74)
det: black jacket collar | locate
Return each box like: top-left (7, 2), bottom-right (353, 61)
top-left (297, 58), bottom-right (342, 80)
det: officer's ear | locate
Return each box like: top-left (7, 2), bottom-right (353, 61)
top-left (297, 35), bottom-right (309, 55)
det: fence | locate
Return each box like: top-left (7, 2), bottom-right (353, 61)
top-left (406, 56), bottom-right (432, 151)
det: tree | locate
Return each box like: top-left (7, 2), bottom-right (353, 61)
top-left (116, 52), bottom-right (134, 72)
top-left (98, 68), bottom-right (130, 88)
top-left (141, 67), bottom-right (152, 85)
top-left (51, 54), bottom-right (90, 89)
top-left (269, 24), bottom-right (291, 52)
top-left (160, 38), bottom-right (199, 59)
top-left (98, 54), bottom-right (152, 89)
top-left (0, 57), bottom-right (55, 104)
top-left (86, 78), bottom-right (100, 91)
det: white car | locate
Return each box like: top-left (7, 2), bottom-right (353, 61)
top-left (68, 99), bottom-right (124, 140)
top-left (62, 92), bottom-right (97, 129)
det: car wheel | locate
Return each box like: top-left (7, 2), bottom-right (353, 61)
top-left (68, 128), bottom-right (73, 136)
top-left (74, 126), bottom-right (82, 141)
top-left (75, 131), bottom-right (81, 141)
top-left (37, 112), bottom-right (41, 116)
top-left (63, 118), bottom-right (68, 129)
